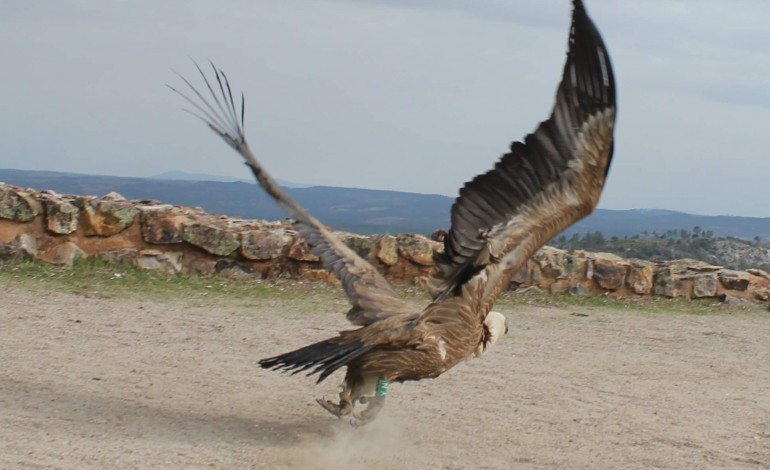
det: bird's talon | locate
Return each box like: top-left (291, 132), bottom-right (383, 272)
top-left (316, 398), bottom-right (342, 418)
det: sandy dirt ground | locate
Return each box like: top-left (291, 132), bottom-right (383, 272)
top-left (2, 284), bottom-right (770, 469)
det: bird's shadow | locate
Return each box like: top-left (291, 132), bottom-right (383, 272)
top-left (2, 376), bottom-right (333, 446)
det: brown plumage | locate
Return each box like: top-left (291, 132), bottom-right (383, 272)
top-left (170, 0), bottom-right (616, 425)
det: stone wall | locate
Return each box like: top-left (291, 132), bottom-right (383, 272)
top-left (1, 182), bottom-right (769, 306)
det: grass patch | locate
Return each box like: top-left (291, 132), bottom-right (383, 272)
top-left (1, 259), bottom-right (764, 315)
top-left (496, 288), bottom-right (765, 315)
top-left (0, 258), bottom-right (336, 304)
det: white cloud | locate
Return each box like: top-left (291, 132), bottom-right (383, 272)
top-left (0, 0), bottom-right (768, 216)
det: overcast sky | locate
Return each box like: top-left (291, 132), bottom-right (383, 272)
top-left (1, 0), bottom-right (769, 217)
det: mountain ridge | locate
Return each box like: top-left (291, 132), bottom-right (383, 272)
top-left (1, 168), bottom-right (768, 241)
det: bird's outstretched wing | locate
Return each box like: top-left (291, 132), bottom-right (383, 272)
top-left (431, 0), bottom-right (616, 302)
top-left (169, 63), bottom-right (420, 326)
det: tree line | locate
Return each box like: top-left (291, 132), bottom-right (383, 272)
top-left (549, 226), bottom-right (770, 271)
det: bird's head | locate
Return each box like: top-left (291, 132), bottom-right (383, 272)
top-left (475, 311), bottom-right (508, 357)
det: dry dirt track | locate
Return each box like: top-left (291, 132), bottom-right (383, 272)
top-left (2, 284), bottom-right (770, 469)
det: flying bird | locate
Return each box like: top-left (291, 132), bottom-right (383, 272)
top-left (170, 0), bottom-right (616, 425)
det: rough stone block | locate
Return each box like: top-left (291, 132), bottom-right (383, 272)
top-left (182, 223), bottom-right (240, 256)
top-left (340, 232), bottom-right (375, 259)
top-left (627, 261), bottom-right (654, 295)
top-left (0, 233), bottom-right (38, 261)
top-left (287, 235), bottom-right (319, 262)
top-left (44, 198), bottom-right (79, 235)
top-left (376, 235), bottom-right (399, 266)
top-left (141, 206), bottom-right (186, 244)
top-left (136, 249), bottom-right (182, 274)
top-left (397, 234), bottom-right (437, 266)
top-left (591, 258), bottom-right (627, 291)
top-left (718, 270), bottom-right (751, 291)
top-left (96, 248), bottom-right (139, 265)
top-left (653, 267), bottom-right (676, 298)
top-left (241, 228), bottom-right (291, 260)
top-left (80, 198), bottom-right (139, 236)
top-left (0, 183), bottom-right (39, 222)
top-left (38, 242), bottom-right (86, 266)
top-left (692, 273), bottom-right (718, 298)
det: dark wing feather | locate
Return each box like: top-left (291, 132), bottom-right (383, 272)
top-left (432, 0), bottom-right (616, 299)
top-left (170, 63), bottom-right (419, 326)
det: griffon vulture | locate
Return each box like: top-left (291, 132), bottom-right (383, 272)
top-left (170, 0), bottom-right (616, 425)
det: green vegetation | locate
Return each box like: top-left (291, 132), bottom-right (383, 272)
top-left (2, 258), bottom-right (759, 316)
top-left (0, 258), bottom-right (432, 316)
top-left (495, 288), bottom-right (751, 316)
top-left (552, 227), bottom-right (770, 271)
top-left (0, 258), bottom-right (317, 303)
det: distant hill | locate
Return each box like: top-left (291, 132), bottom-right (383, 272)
top-left (566, 208), bottom-right (770, 242)
top-left (148, 171), bottom-right (311, 188)
top-left (1, 169), bottom-right (769, 241)
top-left (0, 169), bottom-right (448, 234)
top-left (149, 171), bottom-right (249, 183)
top-left (551, 230), bottom-right (770, 271)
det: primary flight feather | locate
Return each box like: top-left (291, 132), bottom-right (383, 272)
top-left (171, 0), bottom-right (616, 425)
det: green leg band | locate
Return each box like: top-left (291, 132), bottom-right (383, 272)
top-left (375, 379), bottom-right (389, 398)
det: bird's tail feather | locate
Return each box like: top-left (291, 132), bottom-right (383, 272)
top-left (259, 338), bottom-right (372, 383)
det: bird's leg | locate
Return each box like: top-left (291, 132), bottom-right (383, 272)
top-left (350, 379), bottom-right (388, 426)
top-left (316, 385), bottom-right (354, 418)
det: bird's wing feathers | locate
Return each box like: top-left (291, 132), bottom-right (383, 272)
top-left (431, 0), bottom-right (616, 301)
top-left (172, 0), bottom-right (614, 329)
top-left (169, 63), bottom-right (419, 326)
